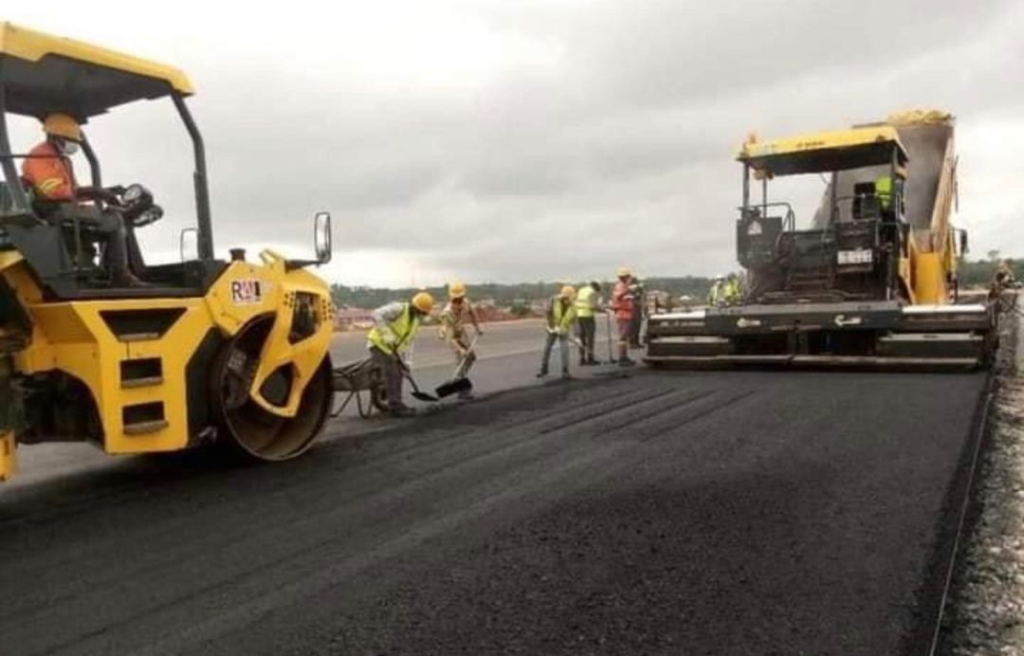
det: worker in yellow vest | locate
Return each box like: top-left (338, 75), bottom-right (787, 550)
top-left (875, 174), bottom-right (906, 218)
top-left (874, 175), bottom-right (892, 212)
top-left (367, 291), bottom-right (435, 416)
top-left (538, 285), bottom-right (577, 379)
top-left (574, 281), bottom-right (602, 366)
top-left (724, 273), bottom-right (742, 305)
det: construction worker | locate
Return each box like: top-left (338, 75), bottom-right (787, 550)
top-left (874, 174), bottom-right (893, 212)
top-left (438, 281), bottom-right (482, 399)
top-left (629, 276), bottom-right (645, 348)
top-left (367, 291), bottom-right (435, 416)
top-left (724, 273), bottom-right (742, 305)
top-left (21, 113), bottom-right (135, 286)
top-left (574, 282), bottom-right (602, 365)
top-left (538, 285), bottom-right (576, 379)
top-left (707, 274), bottom-right (726, 308)
top-left (22, 114), bottom-right (79, 203)
top-left (875, 174), bottom-right (905, 218)
top-left (995, 259), bottom-right (1017, 287)
top-left (610, 267), bottom-right (637, 367)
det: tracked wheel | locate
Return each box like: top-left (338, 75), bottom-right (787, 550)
top-left (211, 317), bottom-right (332, 461)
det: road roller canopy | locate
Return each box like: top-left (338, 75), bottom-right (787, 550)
top-left (0, 22), bottom-right (194, 120)
top-left (738, 126), bottom-right (909, 178)
top-left (0, 22), bottom-right (215, 270)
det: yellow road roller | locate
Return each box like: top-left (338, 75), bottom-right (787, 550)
top-left (0, 23), bottom-right (336, 482)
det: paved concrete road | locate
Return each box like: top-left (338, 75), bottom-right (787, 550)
top-left (0, 321), bottom-right (988, 655)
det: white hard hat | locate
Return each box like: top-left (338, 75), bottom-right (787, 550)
top-left (714, 273), bottom-right (725, 281)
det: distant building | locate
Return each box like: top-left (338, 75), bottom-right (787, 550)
top-left (334, 306), bottom-right (374, 331)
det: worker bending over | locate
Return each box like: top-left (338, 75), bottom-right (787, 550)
top-left (438, 281), bottom-right (482, 399)
top-left (367, 292), bottom-right (435, 416)
top-left (574, 281), bottom-right (602, 366)
top-left (610, 267), bottom-right (637, 367)
top-left (538, 285), bottom-right (577, 379)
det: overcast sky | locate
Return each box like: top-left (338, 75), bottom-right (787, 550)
top-left (5, 0), bottom-right (1023, 287)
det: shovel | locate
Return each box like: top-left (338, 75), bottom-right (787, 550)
top-left (435, 335), bottom-right (478, 399)
top-left (395, 354), bottom-right (438, 402)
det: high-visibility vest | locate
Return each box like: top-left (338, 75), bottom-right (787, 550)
top-left (367, 303), bottom-right (420, 355)
top-left (875, 175), bottom-right (893, 211)
top-left (611, 280), bottom-right (635, 320)
top-left (22, 141), bottom-right (75, 202)
top-left (548, 297), bottom-right (576, 333)
top-left (575, 286), bottom-right (596, 318)
top-left (724, 279), bottom-right (741, 303)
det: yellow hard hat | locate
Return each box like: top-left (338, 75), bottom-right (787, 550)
top-left (560, 285), bottom-right (575, 299)
top-left (411, 291), bottom-right (435, 314)
top-left (616, 266), bottom-right (631, 278)
top-left (43, 113), bottom-right (81, 141)
top-left (448, 281), bottom-right (466, 299)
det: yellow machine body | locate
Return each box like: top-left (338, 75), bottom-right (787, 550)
top-left (0, 249), bottom-right (332, 456)
top-left (0, 431), bottom-right (14, 481)
top-left (0, 24), bottom-right (338, 482)
top-left (646, 109), bottom-right (995, 370)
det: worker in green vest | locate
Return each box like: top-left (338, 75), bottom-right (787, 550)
top-left (875, 175), bottom-right (893, 213)
top-left (724, 273), bottom-right (742, 305)
top-left (367, 291), bottom-right (435, 416)
top-left (538, 285), bottom-right (577, 379)
top-left (574, 281), bottom-right (602, 366)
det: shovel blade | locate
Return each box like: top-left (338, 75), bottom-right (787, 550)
top-left (435, 377), bottom-right (473, 399)
top-left (411, 390), bottom-right (439, 402)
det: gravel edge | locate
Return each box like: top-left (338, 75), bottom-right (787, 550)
top-left (942, 301), bottom-right (1024, 655)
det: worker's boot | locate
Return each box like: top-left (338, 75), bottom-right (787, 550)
top-left (618, 355), bottom-right (636, 367)
top-left (536, 368), bottom-right (548, 378)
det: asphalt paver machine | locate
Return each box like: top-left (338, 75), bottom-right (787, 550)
top-left (645, 110), bottom-right (997, 370)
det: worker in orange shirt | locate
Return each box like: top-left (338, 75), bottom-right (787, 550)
top-left (610, 266), bottom-right (637, 367)
top-left (22, 113), bottom-right (80, 203)
top-left (21, 113), bottom-right (135, 285)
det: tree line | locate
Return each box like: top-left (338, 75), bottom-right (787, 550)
top-left (330, 258), bottom-right (1017, 309)
top-left (331, 277), bottom-right (715, 309)
top-left (957, 256), bottom-right (1018, 287)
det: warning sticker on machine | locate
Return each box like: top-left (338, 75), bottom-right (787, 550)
top-left (230, 279), bottom-right (263, 305)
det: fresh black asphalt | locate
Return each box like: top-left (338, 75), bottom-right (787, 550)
top-left (0, 362), bottom-right (986, 655)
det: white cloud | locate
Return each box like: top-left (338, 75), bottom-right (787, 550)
top-left (4, 0), bottom-right (1022, 284)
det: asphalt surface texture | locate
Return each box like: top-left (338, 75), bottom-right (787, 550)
top-left (0, 318), bottom-right (989, 655)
